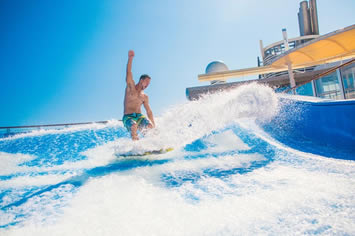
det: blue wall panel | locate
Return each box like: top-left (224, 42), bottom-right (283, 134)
top-left (263, 97), bottom-right (355, 160)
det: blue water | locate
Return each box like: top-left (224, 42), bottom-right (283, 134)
top-left (1, 85), bottom-right (354, 235)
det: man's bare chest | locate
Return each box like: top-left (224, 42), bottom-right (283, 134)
top-left (126, 91), bottom-right (144, 104)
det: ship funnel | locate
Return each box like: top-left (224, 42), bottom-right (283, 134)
top-left (298, 0), bottom-right (319, 36)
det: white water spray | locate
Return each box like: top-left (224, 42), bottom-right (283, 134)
top-left (114, 83), bottom-right (279, 154)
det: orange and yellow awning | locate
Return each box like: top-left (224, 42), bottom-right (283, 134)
top-left (198, 25), bottom-right (355, 82)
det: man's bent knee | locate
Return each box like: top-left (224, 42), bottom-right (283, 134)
top-left (130, 124), bottom-right (139, 140)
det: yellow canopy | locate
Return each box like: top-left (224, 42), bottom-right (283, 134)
top-left (198, 24), bottom-right (355, 82)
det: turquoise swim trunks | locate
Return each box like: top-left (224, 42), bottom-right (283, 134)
top-left (122, 113), bottom-right (151, 131)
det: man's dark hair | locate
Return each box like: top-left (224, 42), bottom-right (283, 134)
top-left (139, 74), bottom-right (151, 81)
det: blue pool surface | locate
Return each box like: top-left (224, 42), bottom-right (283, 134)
top-left (0, 87), bottom-right (354, 235)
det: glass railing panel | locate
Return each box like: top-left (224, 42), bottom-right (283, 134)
top-left (296, 82), bottom-right (314, 96)
top-left (315, 71), bottom-right (340, 98)
top-left (341, 64), bottom-right (355, 99)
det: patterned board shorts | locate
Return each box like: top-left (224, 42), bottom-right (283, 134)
top-left (122, 113), bottom-right (151, 131)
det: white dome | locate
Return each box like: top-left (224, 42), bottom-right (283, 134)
top-left (205, 61), bottom-right (229, 74)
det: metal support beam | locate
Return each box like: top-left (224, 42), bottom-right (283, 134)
top-left (288, 63), bottom-right (296, 94)
top-left (259, 40), bottom-right (264, 60)
top-left (336, 68), bottom-right (346, 99)
top-left (311, 80), bottom-right (317, 97)
top-left (283, 28), bottom-right (296, 94)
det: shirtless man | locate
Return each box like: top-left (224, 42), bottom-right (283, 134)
top-left (122, 50), bottom-right (155, 140)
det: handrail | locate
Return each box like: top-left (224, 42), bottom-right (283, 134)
top-left (0, 120), bottom-right (122, 130)
top-left (284, 58), bottom-right (355, 93)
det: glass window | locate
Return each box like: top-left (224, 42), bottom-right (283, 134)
top-left (275, 85), bottom-right (291, 93)
top-left (315, 71), bottom-right (341, 99)
top-left (341, 63), bottom-right (355, 99)
top-left (296, 82), bottom-right (314, 96)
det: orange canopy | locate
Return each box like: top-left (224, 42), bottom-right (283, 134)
top-left (198, 25), bottom-right (355, 82)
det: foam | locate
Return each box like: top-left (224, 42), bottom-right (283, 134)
top-left (0, 173), bottom-right (76, 188)
top-left (0, 140), bottom-right (118, 177)
top-left (153, 153), bottom-right (265, 173)
top-left (4, 155), bottom-right (355, 235)
top-left (0, 152), bottom-right (35, 176)
top-left (1, 184), bottom-right (75, 230)
top-left (202, 129), bottom-right (250, 153)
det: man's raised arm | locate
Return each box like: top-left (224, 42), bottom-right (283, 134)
top-left (126, 50), bottom-right (135, 87)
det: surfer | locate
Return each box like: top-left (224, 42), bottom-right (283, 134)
top-left (122, 50), bottom-right (155, 140)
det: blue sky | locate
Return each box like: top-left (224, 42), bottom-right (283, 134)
top-left (1, 0), bottom-right (354, 126)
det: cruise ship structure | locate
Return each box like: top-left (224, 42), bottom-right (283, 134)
top-left (186, 0), bottom-right (355, 159)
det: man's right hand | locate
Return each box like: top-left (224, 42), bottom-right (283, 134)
top-left (126, 50), bottom-right (135, 87)
top-left (128, 50), bottom-right (135, 58)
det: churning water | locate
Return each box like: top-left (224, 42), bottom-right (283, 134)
top-left (1, 84), bottom-right (354, 235)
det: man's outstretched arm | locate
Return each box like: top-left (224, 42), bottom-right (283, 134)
top-left (126, 50), bottom-right (135, 88)
top-left (143, 96), bottom-right (155, 128)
